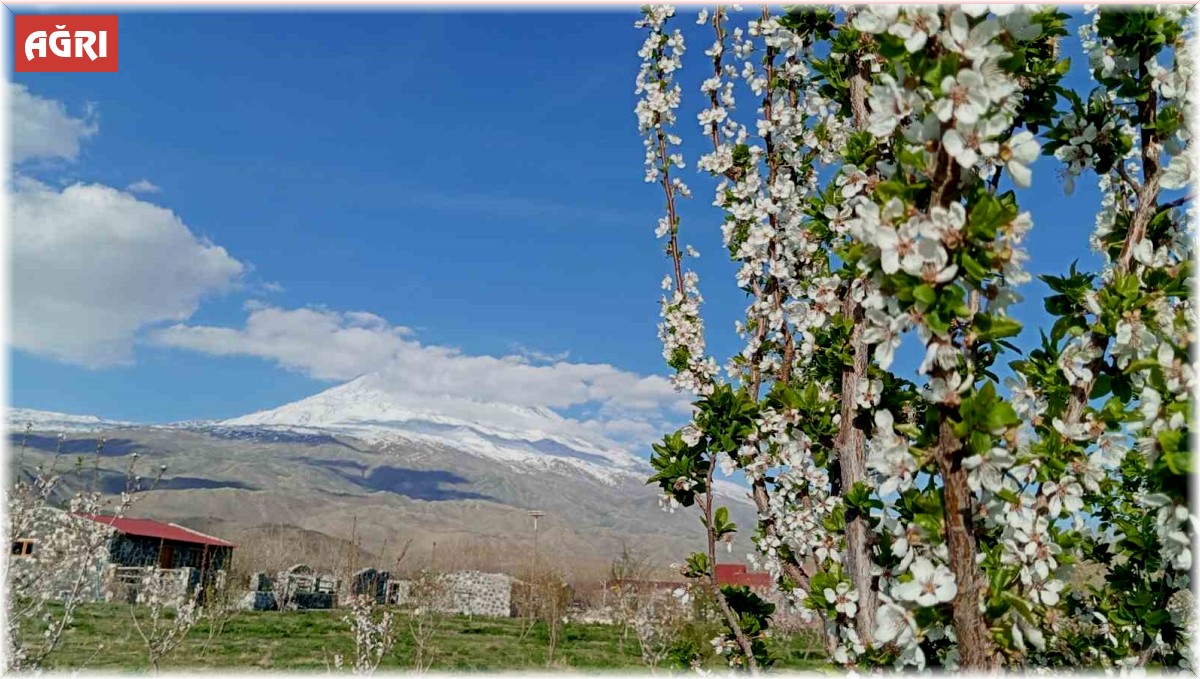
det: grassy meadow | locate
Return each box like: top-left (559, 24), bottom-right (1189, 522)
top-left (25, 603), bottom-right (828, 672)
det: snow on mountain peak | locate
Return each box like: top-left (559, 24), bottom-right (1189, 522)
top-left (220, 373), bottom-right (648, 480)
top-left (10, 389), bottom-right (755, 502)
top-left (8, 408), bottom-right (135, 432)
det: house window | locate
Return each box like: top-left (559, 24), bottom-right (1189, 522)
top-left (10, 539), bottom-right (35, 557)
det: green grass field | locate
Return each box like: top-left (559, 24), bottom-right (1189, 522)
top-left (22, 603), bottom-right (828, 672)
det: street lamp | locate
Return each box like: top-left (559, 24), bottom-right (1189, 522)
top-left (528, 510), bottom-right (544, 562)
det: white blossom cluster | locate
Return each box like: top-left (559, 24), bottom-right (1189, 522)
top-left (868, 413), bottom-right (965, 670)
top-left (335, 594), bottom-right (398, 675)
top-left (637, 6), bottom-right (719, 399)
top-left (1019, 4), bottom-right (1194, 668)
top-left (1087, 0), bottom-right (1194, 591)
top-left (747, 405), bottom-right (840, 620)
top-left (848, 6), bottom-right (1062, 666)
top-left (696, 9), bottom-right (850, 635)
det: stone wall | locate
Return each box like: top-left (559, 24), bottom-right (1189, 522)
top-left (236, 590), bottom-right (278, 611)
top-left (392, 570), bottom-right (515, 618)
top-left (100, 565), bottom-right (198, 606)
top-left (440, 571), bottom-right (514, 617)
top-left (8, 551), bottom-right (107, 603)
top-left (9, 507), bottom-right (109, 603)
top-left (236, 566), bottom-right (514, 616)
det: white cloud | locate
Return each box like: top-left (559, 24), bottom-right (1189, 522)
top-left (153, 303), bottom-right (411, 381)
top-left (152, 304), bottom-right (689, 447)
top-left (13, 178), bottom-right (246, 366)
top-left (125, 179), bottom-right (161, 194)
top-left (11, 83), bottom-right (98, 163)
top-left (510, 342), bottom-right (570, 365)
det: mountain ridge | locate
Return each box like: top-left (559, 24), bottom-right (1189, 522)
top-left (9, 373), bottom-right (752, 509)
top-left (7, 402), bottom-right (759, 572)
top-left (217, 373), bottom-right (645, 482)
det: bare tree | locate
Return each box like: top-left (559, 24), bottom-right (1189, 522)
top-left (198, 574), bottom-right (239, 658)
top-left (402, 569), bottom-right (447, 674)
top-left (607, 542), bottom-right (656, 654)
top-left (632, 587), bottom-right (690, 671)
top-left (514, 565), bottom-right (573, 667)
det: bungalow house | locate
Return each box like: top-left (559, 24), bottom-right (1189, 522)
top-left (75, 513), bottom-right (235, 574)
top-left (11, 510), bottom-right (235, 603)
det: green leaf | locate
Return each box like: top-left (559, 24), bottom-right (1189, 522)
top-left (913, 284), bottom-right (937, 308)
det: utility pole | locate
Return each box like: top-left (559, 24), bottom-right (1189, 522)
top-left (528, 510), bottom-right (544, 563)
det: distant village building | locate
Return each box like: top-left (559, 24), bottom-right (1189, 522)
top-left (714, 563), bottom-right (772, 589)
top-left (274, 563), bottom-right (340, 610)
top-left (85, 514), bottom-right (236, 604)
top-left (10, 510), bottom-right (236, 604)
top-left (76, 514), bottom-right (235, 574)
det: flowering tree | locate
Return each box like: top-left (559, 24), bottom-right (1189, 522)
top-left (638, 4), bottom-right (1193, 672)
top-left (130, 568), bottom-right (204, 672)
top-left (4, 429), bottom-right (161, 671)
top-left (333, 594), bottom-right (398, 676)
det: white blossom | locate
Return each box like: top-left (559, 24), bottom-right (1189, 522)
top-left (894, 557), bottom-right (958, 607)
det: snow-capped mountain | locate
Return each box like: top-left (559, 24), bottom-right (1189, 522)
top-left (227, 373), bottom-right (651, 482)
top-left (11, 375), bottom-right (650, 482)
top-left (9, 375), bottom-right (755, 498)
top-left (8, 377), bottom-right (757, 569)
top-left (8, 408), bottom-right (134, 433)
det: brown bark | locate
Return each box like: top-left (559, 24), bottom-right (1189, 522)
top-left (836, 295), bottom-right (877, 644)
top-left (925, 258), bottom-right (997, 667)
top-left (834, 49), bottom-right (879, 648)
top-left (924, 110), bottom-right (996, 668)
top-left (935, 418), bottom-right (998, 671)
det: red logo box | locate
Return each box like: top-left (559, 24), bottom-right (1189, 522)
top-left (15, 15), bottom-right (118, 72)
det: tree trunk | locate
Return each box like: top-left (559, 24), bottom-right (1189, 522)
top-left (837, 296), bottom-right (877, 645)
top-left (935, 417), bottom-right (997, 670)
top-left (832, 43), bottom-right (879, 650)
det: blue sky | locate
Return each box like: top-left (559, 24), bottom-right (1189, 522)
top-left (10, 9), bottom-right (1107, 454)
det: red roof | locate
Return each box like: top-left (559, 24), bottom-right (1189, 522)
top-left (74, 514), bottom-right (236, 548)
top-left (715, 563), bottom-right (772, 588)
